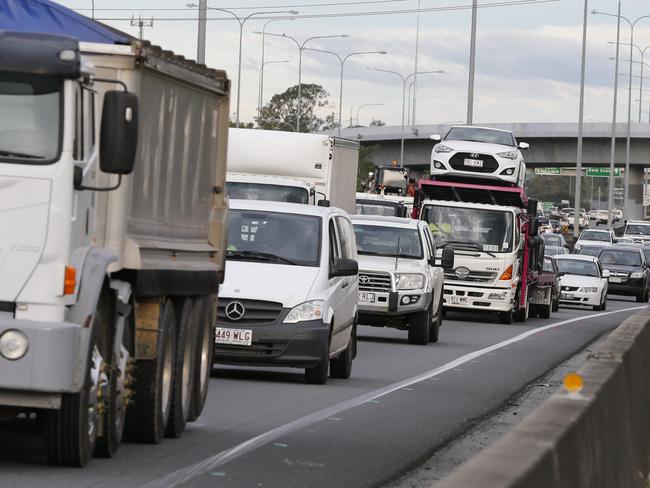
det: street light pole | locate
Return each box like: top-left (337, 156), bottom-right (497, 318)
top-left (356, 103), bottom-right (384, 126)
top-left (304, 48), bottom-right (386, 136)
top-left (574, 0), bottom-right (589, 239)
top-left (594, 10), bottom-right (650, 220)
top-left (258, 60), bottom-right (289, 117)
top-left (259, 18), bottom-right (294, 119)
top-left (610, 42), bottom-right (650, 122)
top-left (412, 0), bottom-right (421, 125)
top-left (367, 68), bottom-right (444, 166)
top-left (196, 0), bottom-right (207, 64)
top-left (466, 0), bottom-right (478, 125)
top-left (258, 32), bottom-right (349, 132)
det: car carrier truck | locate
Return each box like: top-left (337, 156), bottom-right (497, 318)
top-left (226, 128), bottom-right (359, 213)
top-left (414, 180), bottom-right (550, 323)
top-left (0, 15), bottom-right (229, 466)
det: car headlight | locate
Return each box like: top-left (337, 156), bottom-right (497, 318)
top-left (434, 143), bottom-right (453, 153)
top-left (579, 287), bottom-right (598, 293)
top-left (574, 243), bottom-right (581, 250)
top-left (283, 301), bottom-right (325, 324)
top-left (630, 271), bottom-right (644, 279)
top-left (496, 150), bottom-right (518, 159)
top-left (0, 329), bottom-right (29, 360)
top-left (396, 273), bottom-right (425, 290)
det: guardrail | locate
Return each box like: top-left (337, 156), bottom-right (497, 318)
top-left (436, 307), bottom-right (650, 488)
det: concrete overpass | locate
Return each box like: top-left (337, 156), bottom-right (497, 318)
top-left (328, 122), bottom-right (650, 219)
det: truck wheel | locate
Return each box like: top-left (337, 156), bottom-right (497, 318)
top-left (44, 327), bottom-right (102, 467)
top-left (408, 308), bottom-right (430, 345)
top-left (513, 300), bottom-right (529, 323)
top-left (305, 332), bottom-right (330, 385)
top-left (96, 292), bottom-right (134, 458)
top-left (189, 295), bottom-right (215, 422)
top-left (429, 299), bottom-right (442, 343)
top-left (552, 297), bottom-right (559, 312)
top-left (330, 333), bottom-right (353, 379)
top-left (166, 298), bottom-right (196, 438)
top-left (498, 310), bottom-right (513, 324)
top-left (125, 299), bottom-right (176, 444)
top-left (538, 302), bottom-right (551, 319)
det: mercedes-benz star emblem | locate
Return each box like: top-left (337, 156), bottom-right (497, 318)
top-left (225, 301), bottom-right (246, 321)
top-left (455, 267), bottom-right (470, 280)
top-left (359, 275), bottom-right (371, 285)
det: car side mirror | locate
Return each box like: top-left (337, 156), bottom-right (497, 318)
top-left (100, 90), bottom-right (139, 175)
top-left (518, 142), bottom-right (529, 150)
top-left (441, 248), bottom-right (455, 271)
top-left (430, 134), bottom-right (441, 142)
top-left (331, 258), bottom-right (358, 278)
top-left (612, 238), bottom-right (617, 243)
top-left (318, 199), bottom-right (331, 207)
top-left (602, 270), bottom-right (610, 278)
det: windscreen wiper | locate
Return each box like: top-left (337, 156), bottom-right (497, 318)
top-left (227, 250), bottom-right (298, 265)
top-left (0, 150), bottom-right (44, 159)
top-left (440, 240), bottom-right (497, 258)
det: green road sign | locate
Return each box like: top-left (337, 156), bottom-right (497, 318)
top-left (542, 201), bottom-right (554, 210)
top-left (535, 167), bottom-right (561, 175)
top-left (586, 167), bottom-right (621, 177)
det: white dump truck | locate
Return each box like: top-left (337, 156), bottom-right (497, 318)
top-left (226, 128), bottom-right (360, 214)
top-left (0, 28), bottom-right (229, 465)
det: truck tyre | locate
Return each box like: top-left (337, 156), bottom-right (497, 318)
top-left (44, 327), bottom-right (102, 467)
top-left (96, 291), bottom-right (134, 458)
top-left (498, 310), bottom-right (513, 324)
top-left (305, 331), bottom-right (330, 385)
top-left (538, 302), bottom-right (551, 319)
top-left (166, 298), bottom-right (196, 438)
top-left (408, 308), bottom-right (430, 345)
top-left (513, 300), bottom-right (529, 323)
top-left (429, 298), bottom-right (442, 343)
top-left (125, 299), bottom-right (176, 444)
top-left (189, 295), bottom-right (215, 422)
top-left (552, 297), bottom-right (559, 312)
top-left (330, 331), bottom-right (353, 379)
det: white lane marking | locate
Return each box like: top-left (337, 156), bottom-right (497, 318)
top-left (142, 306), bottom-right (644, 488)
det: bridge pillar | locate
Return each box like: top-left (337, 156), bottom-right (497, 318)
top-left (625, 166), bottom-right (645, 220)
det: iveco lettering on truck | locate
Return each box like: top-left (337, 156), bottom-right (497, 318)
top-left (0, 20), bottom-right (229, 466)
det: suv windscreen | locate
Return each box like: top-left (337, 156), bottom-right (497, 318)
top-left (227, 182), bottom-right (310, 204)
top-left (353, 224), bottom-right (423, 259)
top-left (227, 210), bottom-right (321, 266)
top-left (625, 224), bottom-right (650, 236)
top-left (444, 127), bottom-right (515, 147)
top-left (0, 74), bottom-right (60, 164)
top-left (356, 202), bottom-right (402, 217)
top-left (598, 249), bottom-right (642, 267)
top-left (580, 231), bottom-right (610, 242)
top-left (422, 205), bottom-right (514, 253)
top-left (557, 259), bottom-right (599, 277)
top-left (578, 246), bottom-right (604, 257)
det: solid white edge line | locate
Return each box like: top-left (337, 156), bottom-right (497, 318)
top-left (141, 305), bottom-right (645, 488)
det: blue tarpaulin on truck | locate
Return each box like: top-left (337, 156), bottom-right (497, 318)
top-left (0, 0), bottom-right (130, 44)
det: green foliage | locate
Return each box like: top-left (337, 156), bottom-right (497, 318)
top-left (229, 120), bottom-right (254, 128)
top-left (357, 144), bottom-right (380, 191)
top-left (256, 84), bottom-right (331, 133)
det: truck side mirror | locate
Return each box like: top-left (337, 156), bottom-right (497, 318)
top-left (441, 248), bottom-right (454, 271)
top-left (100, 90), bottom-right (139, 175)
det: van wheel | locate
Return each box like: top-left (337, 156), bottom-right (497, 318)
top-left (330, 333), bottom-right (353, 379)
top-left (44, 327), bottom-right (102, 466)
top-left (189, 296), bottom-right (215, 422)
top-left (429, 298), bottom-right (442, 343)
top-left (305, 334), bottom-right (329, 385)
top-left (166, 298), bottom-right (195, 438)
top-left (408, 308), bottom-right (430, 345)
top-left (125, 300), bottom-right (176, 444)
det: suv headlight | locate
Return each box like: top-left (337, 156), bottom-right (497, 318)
top-left (496, 150), bottom-right (518, 159)
top-left (630, 271), bottom-right (644, 279)
top-left (395, 273), bottom-right (425, 290)
top-left (579, 287), bottom-right (598, 293)
top-left (0, 329), bottom-right (29, 360)
top-left (283, 300), bottom-right (325, 324)
top-left (434, 143), bottom-right (453, 153)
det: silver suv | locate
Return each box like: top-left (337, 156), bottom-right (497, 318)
top-left (351, 216), bottom-right (453, 345)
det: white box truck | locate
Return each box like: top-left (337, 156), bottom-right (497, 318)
top-left (0, 29), bottom-right (229, 465)
top-left (226, 128), bottom-right (360, 214)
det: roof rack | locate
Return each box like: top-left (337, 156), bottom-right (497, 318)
top-left (418, 179), bottom-right (528, 209)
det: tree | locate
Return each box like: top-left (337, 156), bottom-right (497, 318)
top-left (357, 144), bottom-right (380, 191)
top-left (256, 84), bottom-right (331, 133)
top-left (229, 120), bottom-right (254, 128)
top-left (369, 119), bottom-right (386, 127)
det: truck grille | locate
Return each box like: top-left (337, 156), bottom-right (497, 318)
top-left (359, 271), bottom-right (392, 292)
top-left (217, 299), bottom-right (283, 325)
top-left (449, 152), bottom-right (499, 174)
top-left (445, 270), bottom-right (497, 283)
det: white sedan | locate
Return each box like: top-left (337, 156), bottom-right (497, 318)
top-left (555, 255), bottom-right (609, 311)
top-left (430, 126), bottom-right (528, 188)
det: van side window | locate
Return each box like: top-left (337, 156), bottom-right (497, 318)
top-left (335, 216), bottom-right (356, 259)
top-left (329, 220), bottom-right (341, 268)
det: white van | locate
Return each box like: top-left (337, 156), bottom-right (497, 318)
top-left (214, 200), bottom-right (359, 384)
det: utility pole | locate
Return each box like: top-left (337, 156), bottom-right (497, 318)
top-left (608, 0), bottom-right (622, 228)
top-left (573, 0), bottom-right (588, 238)
top-left (466, 0), bottom-right (478, 125)
top-left (130, 16), bottom-right (154, 41)
top-left (196, 0), bottom-right (207, 64)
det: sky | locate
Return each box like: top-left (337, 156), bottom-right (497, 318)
top-left (57, 0), bottom-right (650, 127)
